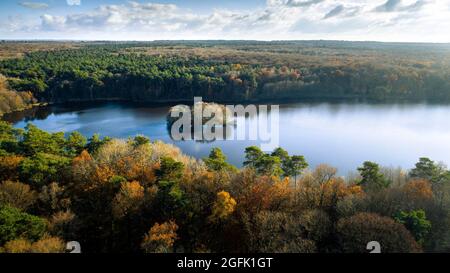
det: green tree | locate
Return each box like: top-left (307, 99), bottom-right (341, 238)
top-left (395, 210), bottom-right (431, 245)
top-left (65, 131), bottom-right (87, 156)
top-left (86, 134), bottom-right (111, 154)
top-left (156, 157), bottom-right (184, 182)
top-left (271, 147), bottom-right (289, 162)
top-left (155, 157), bottom-right (186, 219)
top-left (243, 146), bottom-right (264, 168)
top-left (19, 153), bottom-right (71, 186)
top-left (0, 121), bottom-right (23, 155)
top-left (21, 124), bottom-right (65, 156)
top-left (284, 155), bottom-right (309, 187)
top-left (255, 154), bottom-right (283, 177)
top-left (410, 158), bottom-right (440, 181)
top-left (357, 161), bottom-right (390, 191)
top-left (0, 206), bottom-right (46, 245)
top-left (204, 148), bottom-right (236, 172)
top-left (131, 135), bottom-right (150, 147)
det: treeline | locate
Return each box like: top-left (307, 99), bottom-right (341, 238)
top-left (0, 74), bottom-right (37, 117)
top-left (1, 42), bottom-right (450, 109)
top-left (1, 121), bottom-right (450, 253)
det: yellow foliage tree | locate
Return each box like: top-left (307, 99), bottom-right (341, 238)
top-left (0, 155), bottom-right (24, 181)
top-left (1, 236), bottom-right (65, 253)
top-left (141, 221), bottom-right (178, 253)
top-left (1, 238), bottom-right (32, 253)
top-left (112, 181), bottom-right (145, 218)
top-left (210, 191), bottom-right (237, 222)
top-left (0, 180), bottom-right (37, 210)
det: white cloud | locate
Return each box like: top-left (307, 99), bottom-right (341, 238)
top-left (19, 2), bottom-right (49, 10)
top-left (2, 0), bottom-right (449, 42)
top-left (67, 0), bottom-right (81, 6)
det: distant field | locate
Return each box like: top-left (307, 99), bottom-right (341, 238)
top-left (0, 41), bottom-right (79, 60)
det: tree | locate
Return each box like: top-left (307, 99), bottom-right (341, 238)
top-left (29, 236), bottom-right (65, 253)
top-left (244, 211), bottom-right (317, 253)
top-left (0, 121), bottom-right (22, 154)
top-left (112, 181), bottom-right (145, 219)
top-left (0, 206), bottom-right (46, 245)
top-left (410, 158), bottom-right (439, 181)
top-left (1, 236), bottom-right (65, 253)
top-left (0, 155), bottom-right (24, 181)
top-left (21, 124), bottom-right (65, 156)
top-left (243, 146), bottom-right (264, 168)
top-left (19, 153), bottom-right (70, 186)
top-left (357, 161), bottom-right (390, 192)
top-left (0, 181), bottom-right (37, 210)
top-left (65, 131), bottom-right (87, 156)
top-left (204, 148), bottom-right (236, 172)
top-left (1, 238), bottom-right (32, 253)
top-left (284, 155), bottom-right (309, 187)
top-left (155, 157), bottom-right (186, 219)
top-left (395, 210), bottom-right (431, 245)
top-left (337, 213), bottom-right (421, 253)
top-left (410, 158), bottom-right (450, 206)
top-left (209, 191), bottom-right (237, 222)
top-left (156, 157), bottom-right (184, 181)
top-left (141, 221), bottom-right (178, 253)
top-left (271, 147), bottom-right (289, 162)
top-left (86, 134), bottom-right (111, 154)
top-left (255, 154), bottom-right (283, 177)
top-left (131, 135), bottom-right (150, 147)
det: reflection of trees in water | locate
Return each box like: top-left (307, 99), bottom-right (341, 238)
top-left (2, 106), bottom-right (52, 124)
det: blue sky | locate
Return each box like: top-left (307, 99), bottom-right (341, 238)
top-left (1, 0), bottom-right (450, 42)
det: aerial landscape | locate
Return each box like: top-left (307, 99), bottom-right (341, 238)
top-left (1, 0), bottom-right (450, 258)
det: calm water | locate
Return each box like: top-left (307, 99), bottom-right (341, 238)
top-left (5, 101), bottom-right (450, 174)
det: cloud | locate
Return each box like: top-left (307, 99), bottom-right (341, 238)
top-left (286, 0), bottom-right (324, 8)
top-left (40, 14), bottom-right (66, 30)
top-left (375, 0), bottom-right (402, 12)
top-left (19, 1), bottom-right (49, 10)
top-left (323, 5), bottom-right (344, 19)
top-left (401, 0), bottom-right (428, 12)
top-left (67, 0), bottom-right (81, 6)
top-left (0, 0), bottom-right (443, 42)
top-left (374, 0), bottom-right (428, 13)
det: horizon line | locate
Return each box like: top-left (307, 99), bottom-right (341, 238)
top-left (1, 38), bottom-right (450, 45)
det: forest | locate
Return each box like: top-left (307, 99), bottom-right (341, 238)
top-left (1, 120), bottom-right (450, 253)
top-left (1, 41), bottom-right (450, 117)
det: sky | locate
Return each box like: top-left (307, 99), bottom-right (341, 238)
top-left (1, 0), bottom-right (450, 42)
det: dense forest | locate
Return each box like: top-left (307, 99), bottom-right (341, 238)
top-left (1, 121), bottom-right (450, 253)
top-left (1, 41), bottom-right (450, 117)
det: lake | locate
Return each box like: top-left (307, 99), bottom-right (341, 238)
top-left (4, 101), bottom-right (450, 175)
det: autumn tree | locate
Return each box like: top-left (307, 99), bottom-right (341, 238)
top-left (141, 221), bottom-right (178, 253)
top-left (209, 191), bottom-right (237, 222)
top-left (0, 155), bottom-right (24, 181)
top-left (244, 211), bottom-right (316, 253)
top-left (337, 213), bottom-right (421, 253)
top-left (112, 181), bottom-right (145, 219)
top-left (0, 181), bottom-right (37, 210)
